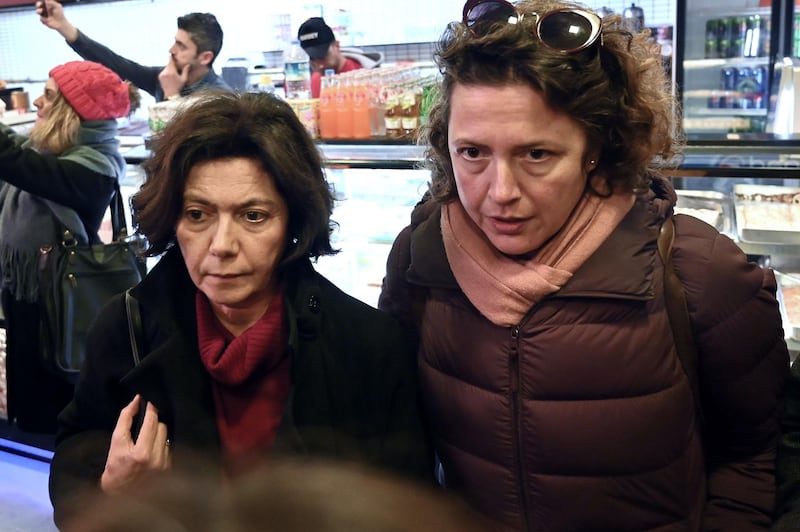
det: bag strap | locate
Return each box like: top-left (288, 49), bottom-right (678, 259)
top-left (46, 179), bottom-right (129, 244)
top-left (109, 181), bottom-right (129, 242)
top-left (125, 288), bottom-right (144, 366)
top-left (658, 216), bottom-right (704, 426)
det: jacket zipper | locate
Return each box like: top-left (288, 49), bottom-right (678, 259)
top-left (510, 323), bottom-right (532, 531)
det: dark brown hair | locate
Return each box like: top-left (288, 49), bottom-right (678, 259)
top-left (134, 91), bottom-right (336, 268)
top-left (178, 12), bottom-right (224, 64)
top-left (422, 0), bottom-right (684, 202)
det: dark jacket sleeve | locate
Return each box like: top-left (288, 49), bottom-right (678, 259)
top-left (672, 215), bottom-right (789, 530)
top-left (48, 293), bottom-right (136, 529)
top-left (68, 30), bottom-right (161, 97)
top-left (378, 223), bottom-right (416, 335)
top-left (290, 273), bottom-right (433, 482)
top-left (0, 125), bottom-right (116, 223)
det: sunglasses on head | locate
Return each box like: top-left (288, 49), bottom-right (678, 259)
top-left (462, 0), bottom-right (603, 54)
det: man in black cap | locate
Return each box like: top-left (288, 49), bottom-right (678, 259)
top-left (297, 17), bottom-right (383, 98)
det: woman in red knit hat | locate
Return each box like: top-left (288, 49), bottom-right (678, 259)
top-left (0, 60), bottom-right (133, 436)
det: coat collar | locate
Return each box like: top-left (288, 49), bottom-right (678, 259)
top-left (407, 175), bottom-right (676, 301)
top-left (121, 248), bottom-right (326, 455)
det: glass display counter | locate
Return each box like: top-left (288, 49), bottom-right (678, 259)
top-left (123, 139), bottom-right (800, 306)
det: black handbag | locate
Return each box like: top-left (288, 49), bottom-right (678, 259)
top-left (38, 184), bottom-right (146, 382)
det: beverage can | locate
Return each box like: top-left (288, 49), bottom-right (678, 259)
top-left (705, 19), bottom-right (718, 59)
top-left (736, 67), bottom-right (753, 108)
top-left (720, 67), bottom-right (737, 91)
top-left (794, 13), bottom-right (800, 57)
top-left (759, 15), bottom-right (771, 57)
top-left (751, 65), bottom-right (767, 109)
top-left (707, 90), bottom-right (722, 109)
top-left (744, 15), bottom-right (759, 57)
top-left (720, 67), bottom-right (737, 108)
top-left (729, 16), bottom-right (747, 57)
top-left (716, 17), bottom-right (732, 59)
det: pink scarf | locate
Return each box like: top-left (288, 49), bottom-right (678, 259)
top-left (441, 192), bottom-right (635, 326)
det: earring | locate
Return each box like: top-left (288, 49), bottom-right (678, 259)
top-left (589, 160), bottom-right (597, 165)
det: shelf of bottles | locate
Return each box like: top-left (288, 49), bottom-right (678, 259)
top-left (313, 64), bottom-right (439, 142)
top-left (683, 9), bottom-right (771, 134)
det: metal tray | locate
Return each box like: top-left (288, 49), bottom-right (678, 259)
top-left (733, 184), bottom-right (800, 244)
top-left (675, 189), bottom-right (734, 237)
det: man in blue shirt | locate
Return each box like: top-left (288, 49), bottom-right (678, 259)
top-left (37, 1), bottom-right (230, 101)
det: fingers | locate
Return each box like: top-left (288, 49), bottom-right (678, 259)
top-left (100, 396), bottom-right (171, 494)
top-left (135, 400), bottom-right (171, 464)
top-left (109, 394), bottom-right (140, 448)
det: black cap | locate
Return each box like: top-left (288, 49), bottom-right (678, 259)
top-left (298, 17), bottom-right (335, 59)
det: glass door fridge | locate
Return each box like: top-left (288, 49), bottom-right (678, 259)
top-left (676, 0), bottom-right (792, 138)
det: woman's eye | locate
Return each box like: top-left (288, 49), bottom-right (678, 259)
top-left (457, 146), bottom-right (482, 159)
top-left (244, 211), bottom-right (266, 223)
top-left (528, 149), bottom-right (548, 161)
top-left (186, 209), bottom-right (204, 221)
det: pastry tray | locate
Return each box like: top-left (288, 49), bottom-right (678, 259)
top-left (674, 189), bottom-right (733, 238)
top-left (733, 184), bottom-right (800, 245)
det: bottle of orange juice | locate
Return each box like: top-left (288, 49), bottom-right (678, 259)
top-left (335, 74), bottom-right (354, 139)
top-left (318, 69), bottom-right (337, 140)
top-left (351, 74), bottom-right (371, 139)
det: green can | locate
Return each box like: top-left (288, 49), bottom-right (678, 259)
top-left (705, 19), bottom-right (719, 58)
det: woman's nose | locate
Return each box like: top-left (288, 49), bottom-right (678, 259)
top-left (488, 160), bottom-right (521, 203)
top-left (208, 217), bottom-right (238, 256)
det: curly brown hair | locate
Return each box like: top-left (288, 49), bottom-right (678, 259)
top-left (421, 0), bottom-right (684, 202)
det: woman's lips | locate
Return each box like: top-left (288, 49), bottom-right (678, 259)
top-left (489, 216), bottom-right (526, 234)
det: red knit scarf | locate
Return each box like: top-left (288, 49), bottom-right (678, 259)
top-left (196, 288), bottom-right (290, 474)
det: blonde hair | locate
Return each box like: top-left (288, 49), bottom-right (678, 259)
top-left (29, 91), bottom-right (81, 154)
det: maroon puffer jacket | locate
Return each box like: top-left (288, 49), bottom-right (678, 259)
top-left (379, 176), bottom-right (789, 531)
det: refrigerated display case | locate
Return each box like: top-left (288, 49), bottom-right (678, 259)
top-left (311, 144), bottom-right (429, 308)
top-left (677, 0), bottom-right (780, 136)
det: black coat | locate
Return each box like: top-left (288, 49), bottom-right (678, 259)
top-left (48, 248), bottom-right (431, 528)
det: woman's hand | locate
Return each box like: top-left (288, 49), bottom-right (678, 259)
top-left (100, 395), bottom-right (171, 494)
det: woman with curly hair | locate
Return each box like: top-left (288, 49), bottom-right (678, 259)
top-left (379, 1), bottom-right (788, 529)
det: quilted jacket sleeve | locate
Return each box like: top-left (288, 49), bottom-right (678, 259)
top-left (378, 223), bottom-right (415, 334)
top-left (672, 215), bottom-right (789, 530)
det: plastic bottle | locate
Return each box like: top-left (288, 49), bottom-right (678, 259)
top-left (335, 75), bottom-right (354, 139)
top-left (318, 69), bottom-right (338, 139)
top-left (368, 72), bottom-right (386, 137)
top-left (258, 74), bottom-right (275, 95)
top-left (283, 39), bottom-right (311, 100)
top-left (351, 74), bottom-right (371, 139)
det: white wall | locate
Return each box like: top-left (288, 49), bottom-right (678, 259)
top-left (0, 0), bottom-right (675, 113)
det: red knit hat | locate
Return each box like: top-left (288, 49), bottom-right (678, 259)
top-left (49, 61), bottom-right (130, 121)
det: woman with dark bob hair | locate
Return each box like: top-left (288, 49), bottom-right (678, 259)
top-left (49, 91), bottom-right (431, 529)
top-left (379, 0), bottom-right (788, 530)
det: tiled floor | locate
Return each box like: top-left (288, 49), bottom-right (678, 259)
top-left (0, 439), bottom-right (56, 532)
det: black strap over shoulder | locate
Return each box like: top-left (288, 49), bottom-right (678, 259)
top-left (125, 288), bottom-right (144, 367)
top-left (658, 216), bottom-right (704, 427)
